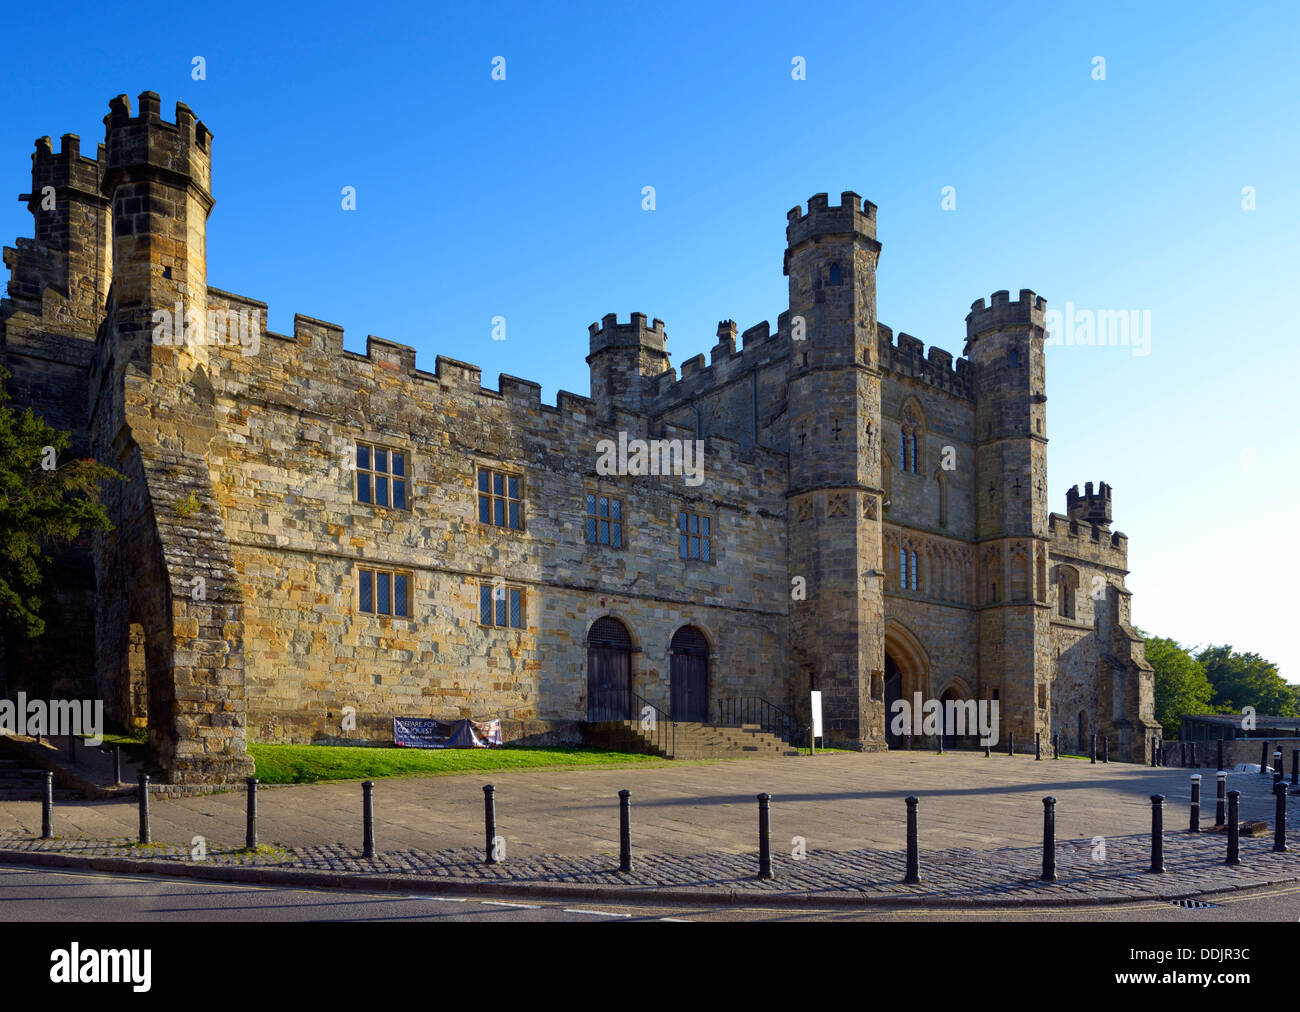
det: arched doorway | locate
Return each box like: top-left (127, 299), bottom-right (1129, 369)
top-left (587, 617), bottom-right (632, 721)
top-left (669, 626), bottom-right (709, 722)
top-left (939, 682), bottom-right (977, 744)
top-left (884, 654), bottom-right (903, 747)
top-left (884, 622), bottom-right (930, 749)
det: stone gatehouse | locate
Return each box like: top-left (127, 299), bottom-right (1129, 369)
top-left (0, 92), bottom-right (1159, 782)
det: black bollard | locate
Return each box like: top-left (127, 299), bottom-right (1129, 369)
top-left (41, 771), bottom-right (53, 840)
top-left (1215, 771), bottom-right (1227, 827)
top-left (112, 745), bottom-right (122, 786)
top-left (1041, 796), bottom-right (1057, 881)
top-left (904, 796), bottom-right (920, 884)
top-left (1260, 740), bottom-right (1270, 773)
top-left (1189, 775), bottom-right (1201, 833)
top-left (1148, 794), bottom-right (1165, 873)
top-left (1274, 752), bottom-right (1284, 789)
top-left (1036, 732), bottom-right (1042, 761)
top-left (245, 777), bottom-right (258, 851)
top-left (757, 793), bottom-right (773, 880)
top-left (1293, 748), bottom-right (1299, 787)
top-left (1180, 741), bottom-right (1187, 767)
top-left (1103, 737), bottom-right (1109, 764)
top-left (362, 780), bottom-right (376, 858)
top-left (1275, 782), bottom-right (1289, 853)
top-left (618, 789), bottom-right (632, 872)
top-left (1217, 739), bottom-right (1224, 772)
top-left (1091, 734), bottom-right (1097, 764)
top-left (137, 774), bottom-right (151, 845)
top-left (483, 784), bottom-right (498, 864)
top-left (1226, 790), bottom-right (1242, 866)
top-left (1008, 732), bottom-right (1014, 757)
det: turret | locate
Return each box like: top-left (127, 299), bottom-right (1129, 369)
top-left (783, 191), bottom-right (886, 749)
top-left (8, 133), bottom-right (112, 334)
top-left (966, 289), bottom-right (1052, 749)
top-left (101, 91), bottom-right (213, 370)
top-left (586, 312), bottom-right (670, 422)
top-left (966, 289), bottom-right (1049, 541)
top-left (1066, 481), bottom-right (1112, 525)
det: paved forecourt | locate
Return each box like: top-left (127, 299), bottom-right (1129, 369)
top-left (0, 751), bottom-right (1284, 860)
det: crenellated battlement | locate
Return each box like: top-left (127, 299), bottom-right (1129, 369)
top-left (1049, 512), bottom-right (1128, 568)
top-left (587, 311), bottom-right (666, 354)
top-left (647, 312), bottom-right (789, 412)
top-left (102, 92), bottom-right (213, 198)
top-left (1066, 480), bottom-right (1113, 525)
top-left (877, 323), bottom-right (973, 399)
top-left (965, 288), bottom-right (1048, 343)
top-left (783, 190), bottom-right (878, 274)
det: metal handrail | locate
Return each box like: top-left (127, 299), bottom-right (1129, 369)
top-left (714, 696), bottom-right (797, 744)
top-left (587, 687), bottom-right (676, 757)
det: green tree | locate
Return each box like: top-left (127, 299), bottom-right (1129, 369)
top-left (1197, 644), bottom-right (1295, 718)
top-left (1140, 632), bottom-right (1215, 738)
top-left (0, 366), bottom-right (123, 637)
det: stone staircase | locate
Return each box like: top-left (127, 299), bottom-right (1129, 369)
top-left (0, 756), bottom-right (78, 801)
top-left (589, 720), bottom-right (799, 760)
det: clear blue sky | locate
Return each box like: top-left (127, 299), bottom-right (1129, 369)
top-left (3, 0), bottom-right (1296, 680)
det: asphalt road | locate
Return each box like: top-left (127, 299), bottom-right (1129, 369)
top-left (1, 863), bottom-right (1297, 922)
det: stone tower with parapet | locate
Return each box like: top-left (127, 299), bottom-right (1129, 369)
top-left (784, 192), bottom-right (888, 749)
top-left (89, 92), bottom-right (254, 781)
top-left (965, 290), bottom-right (1053, 748)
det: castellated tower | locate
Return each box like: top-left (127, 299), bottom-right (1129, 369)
top-left (90, 93), bottom-right (254, 782)
top-left (966, 290), bottom-right (1053, 748)
top-left (784, 193), bottom-right (887, 749)
top-left (586, 312), bottom-right (671, 423)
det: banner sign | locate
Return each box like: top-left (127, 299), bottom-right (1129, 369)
top-left (393, 717), bottom-right (502, 749)
top-left (810, 691), bottom-right (823, 739)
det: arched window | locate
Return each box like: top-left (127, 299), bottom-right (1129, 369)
top-left (899, 429), bottom-right (908, 472)
top-left (1036, 550), bottom-right (1047, 603)
top-left (899, 547), bottom-right (908, 590)
top-left (828, 263), bottom-right (841, 286)
top-left (1009, 547), bottom-right (1029, 601)
top-left (909, 550), bottom-right (919, 591)
top-left (1057, 566), bottom-right (1079, 619)
top-left (901, 401), bottom-right (925, 475)
top-left (936, 473), bottom-right (949, 527)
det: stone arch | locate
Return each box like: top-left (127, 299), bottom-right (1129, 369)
top-left (1057, 565), bottom-right (1079, 619)
top-left (884, 620), bottom-right (931, 748)
top-left (900, 396), bottom-right (926, 474)
top-left (669, 624), bottom-right (711, 722)
top-left (586, 615), bottom-right (635, 721)
top-left (1009, 544), bottom-right (1029, 601)
top-left (938, 676), bottom-right (977, 741)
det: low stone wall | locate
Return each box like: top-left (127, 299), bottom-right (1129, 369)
top-left (1161, 736), bottom-right (1300, 771)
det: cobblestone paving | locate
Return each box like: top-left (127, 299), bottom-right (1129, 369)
top-left (3, 826), bottom-right (1296, 904)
